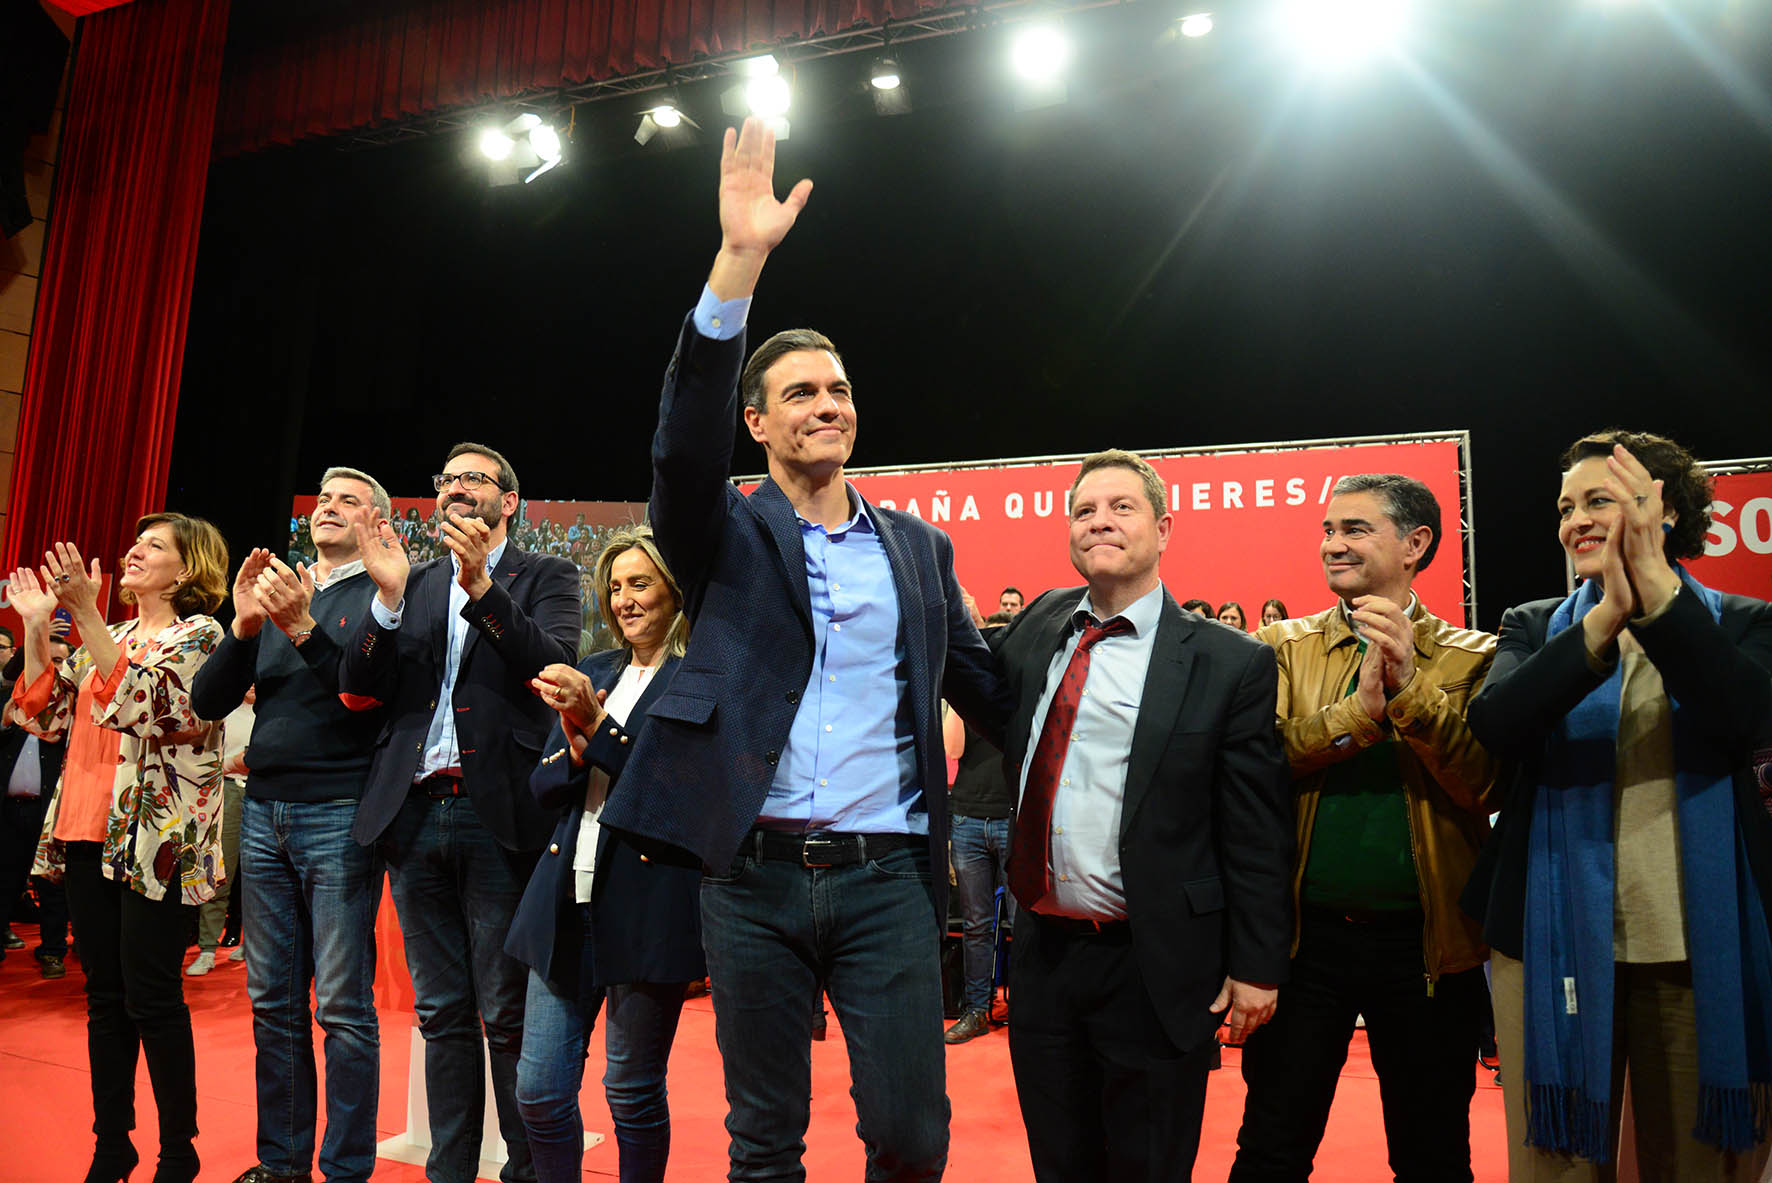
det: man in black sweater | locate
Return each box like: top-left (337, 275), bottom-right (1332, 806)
top-left (192, 466), bottom-right (391, 1183)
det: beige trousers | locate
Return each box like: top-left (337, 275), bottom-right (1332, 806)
top-left (1491, 952), bottom-right (1771, 1182)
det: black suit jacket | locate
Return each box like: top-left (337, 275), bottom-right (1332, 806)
top-left (1461, 586), bottom-right (1772, 959)
top-left (995, 586), bottom-right (1295, 1052)
top-left (341, 542), bottom-right (581, 850)
top-left (0, 716), bottom-right (65, 796)
top-left (596, 315), bottom-right (1014, 919)
top-left (504, 650), bottom-right (705, 994)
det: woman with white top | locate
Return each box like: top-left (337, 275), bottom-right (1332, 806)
top-left (505, 525), bottom-right (704, 1183)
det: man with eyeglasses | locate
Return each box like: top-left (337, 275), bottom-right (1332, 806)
top-left (341, 442), bottom-right (581, 1183)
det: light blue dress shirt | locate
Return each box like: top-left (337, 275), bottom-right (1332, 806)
top-left (1017, 584), bottom-right (1165, 920)
top-left (694, 285), bottom-right (751, 341)
top-left (753, 491), bottom-right (922, 835)
top-left (369, 537), bottom-right (509, 783)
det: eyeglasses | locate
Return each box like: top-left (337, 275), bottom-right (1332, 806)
top-left (432, 471), bottom-right (504, 493)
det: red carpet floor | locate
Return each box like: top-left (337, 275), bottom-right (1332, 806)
top-left (0, 923), bottom-right (1508, 1181)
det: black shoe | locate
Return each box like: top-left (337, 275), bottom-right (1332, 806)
top-left (83, 1146), bottom-right (139, 1183)
top-left (1, 927), bottom-right (22, 950)
top-left (229, 1168), bottom-right (312, 1183)
top-left (945, 1009), bottom-right (991, 1044)
top-left (37, 952), bottom-right (65, 979)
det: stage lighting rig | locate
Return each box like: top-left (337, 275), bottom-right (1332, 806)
top-left (721, 55), bottom-right (792, 137)
top-left (635, 87), bottom-right (701, 146)
top-left (1276, 0), bottom-right (1412, 72)
top-left (1011, 23), bottom-right (1072, 110)
top-left (477, 111), bottom-right (568, 186)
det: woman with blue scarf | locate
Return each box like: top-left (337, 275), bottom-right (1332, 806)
top-left (1462, 430), bottom-right (1772, 1180)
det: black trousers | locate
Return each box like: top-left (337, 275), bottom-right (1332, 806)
top-left (1008, 912), bottom-right (1214, 1183)
top-left (62, 841), bottom-right (199, 1172)
top-left (1230, 908), bottom-right (1485, 1183)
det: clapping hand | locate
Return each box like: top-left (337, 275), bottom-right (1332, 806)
top-left (439, 514), bottom-right (495, 600)
top-left (355, 517), bottom-right (410, 611)
top-left (1602, 444), bottom-right (1680, 616)
top-left (254, 556), bottom-right (316, 638)
top-left (1350, 595), bottom-right (1416, 699)
top-left (6, 567), bottom-right (57, 626)
top-left (232, 549), bottom-right (272, 638)
top-left (42, 542), bottom-right (103, 616)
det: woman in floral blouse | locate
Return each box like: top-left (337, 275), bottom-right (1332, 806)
top-left (9, 512), bottom-right (229, 1183)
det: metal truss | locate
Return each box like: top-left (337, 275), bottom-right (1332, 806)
top-left (339, 0), bottom-right (1127, 150)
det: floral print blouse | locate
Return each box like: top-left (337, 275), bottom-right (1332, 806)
top-left (20, 615), bottom-right (226, 904)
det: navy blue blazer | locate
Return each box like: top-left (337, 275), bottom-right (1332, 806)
top-left (995, 587), bottom-right (1295, 1053)
top-left (597, 315), bottom-right (1015, 918)
top-left (504, 649), bottom-right (705, 993)
top-left (340, 542), bottom-right (582, 851)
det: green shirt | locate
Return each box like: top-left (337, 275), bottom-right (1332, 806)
top-left (1300, 645), bottom-right (1421, 912)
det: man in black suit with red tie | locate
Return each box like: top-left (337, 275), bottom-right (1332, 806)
top-left (993, 448), bottom-right (1295, 1182)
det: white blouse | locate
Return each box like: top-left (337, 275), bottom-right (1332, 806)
top-left (572, 659), bottom-right (660, 903)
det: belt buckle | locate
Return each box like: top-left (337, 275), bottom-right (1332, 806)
top-left (800, 834), bottom-right (845, 868)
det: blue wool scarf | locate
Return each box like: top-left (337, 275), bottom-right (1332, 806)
top-left (1523, 569), bottom-right (1772, 1160)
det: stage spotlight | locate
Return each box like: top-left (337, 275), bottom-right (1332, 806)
top-left (479, 129), bottom-right (515, 161)
top-left (1277, 0), bottom-right (1410, 70)
top-left (530, 123), bottom-right (562, 161)
top-left (1011, 25), bottom-right (1072, 82)
top-left (512, 113), bottom-right (542, 132)
top-left (653, 103), bottom-right (683, 129)
top-left (1180, 12), bottom-right (1214, 38)
top-left (734, 54), bottom-right (780, 78)
top-left (745, 73), bottom-right (792, 117)
top-left (635, 93), bottom-right (700, 147)
top-left (870, 57), bottom-right (902, 90)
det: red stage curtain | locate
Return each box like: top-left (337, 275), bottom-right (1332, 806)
top-left (215, 0), bottom-right (970, 155)
top-left (2, 0), bottom-right (230, 588)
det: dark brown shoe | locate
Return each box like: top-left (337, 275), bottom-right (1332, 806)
top-left (229, 1168), bottom-right (312, 1183)
top-left (944, 1009), bottom-right (990, 1044)
top-left (37, 952), bottom-right (65, 979)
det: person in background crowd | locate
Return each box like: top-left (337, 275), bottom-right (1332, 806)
top-left (993, 449), bottom-right (1293, 1181)
top-left (192, 465), bottom-right (393, 1183)
top-left (595, 117), bottom-right (1012, 1181)
top-left (342, 443), bottom-right (580, 1183)
top-left (0, 636), bottom-right (71, 977)
top-left (10, 513), bottom-right (229, 1183)
top-left (942, 609), bottom-right (1017, 1046)
top-left (1217, 600), bottom-right (1248, 631)
top-left (185, 683), bottom-right (252, 979)
top-left (1260, 599), bottom-right (1289, 627)
top-left (1463, 431), bottom-right (1772, 1181)
top-left (507, 526), bottom-right (704, 1183)
top-left (1181, 599), bottom-right (1213, 617)
top-left (999, 587), bottom-right (1025, 616)
top-left (1232, 473), bottom-right (1497, 1183)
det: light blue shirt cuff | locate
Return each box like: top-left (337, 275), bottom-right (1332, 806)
top-left (693, 285), bottom-right (750, 341)
top-left (370, 597), bottom-right (404, 629)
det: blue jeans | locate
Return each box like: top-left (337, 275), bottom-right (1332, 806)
top-left (515, 914), bottom-right (688, 1183)
top-left (385, 794), bottom-right (539, 1183)
top-left (240, 796), bottom-right (383, 1183)
top-left (949, 815), bottom-right (1012, 1013)
top-left (700, 840), bottom-right (949, 1183)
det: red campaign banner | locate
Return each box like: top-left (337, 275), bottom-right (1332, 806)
top-left (1689, 468), bottom-right (1772, 600)
top-left (744, 437), bottom-right (1472, 630)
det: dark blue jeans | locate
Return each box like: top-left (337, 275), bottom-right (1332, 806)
top-left (949, 814), bottom-right (1012, 1013)
top-left (385, 794), bottom-right (539, 1183)
top-left (515, 911), bottom-right (688, 1183)
top-left (700, 840), bottom-right (949, 1183)
top-left (240, 796), bottom-right (383, 1182)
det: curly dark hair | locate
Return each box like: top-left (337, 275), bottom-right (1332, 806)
top-left (1559, 429), bottom-right (1713, 561)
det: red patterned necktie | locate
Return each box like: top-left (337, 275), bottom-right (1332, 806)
top-left (1009, 614), bottom-right (1134, 909)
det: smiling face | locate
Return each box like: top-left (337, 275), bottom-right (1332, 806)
top-left (1320, 491), bottom-right (1427, 603)
top-left (1068, 466), bottom-right (1171, 592)
top-left (120, 522), bottom-right (185, 600)
top-left (608, 546), bottom-right (677, 661)
top-left (743, 350), bottom-right (856, 481)
top-left (436, 451), bottom-right (517, 537)
top-left (1557, 454), bottom-right (1677, 581)
top-left (310, 476), bottom-right (377, 554)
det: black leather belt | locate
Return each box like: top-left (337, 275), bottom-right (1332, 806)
top-left (413, 772), bottom-right (465, 799)
top-left (1032, 911), bottom-right (1130, 939)
top-left (749, 829), bottom-right (917, 867)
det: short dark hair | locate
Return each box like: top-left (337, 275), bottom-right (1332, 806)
top-left (1071, 449), bottom-right (1167, 521)
top-left (1331, 473), bottom-right (1442, 573)
top-left (0, 626), bottom-right (13, 647)
top-left (1180, 599), bottom-right (1212, 615)
top-left (444, 442), bottom-right (519, 498)
top-left (984, 610), bottom-right (1013, 627)
top-left (1559, 429), bottom-right (1712, 562)
top-left (1000, 586), bottom-right (1023, 600)
top-left (740, 329), bottom-right (845, 414)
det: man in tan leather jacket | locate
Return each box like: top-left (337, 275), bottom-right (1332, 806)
top-left (1230, 472), bottom-right (1497, 1183)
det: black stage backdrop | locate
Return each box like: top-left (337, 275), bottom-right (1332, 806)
top-left (168, 4), bottom-right (1772, 631)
